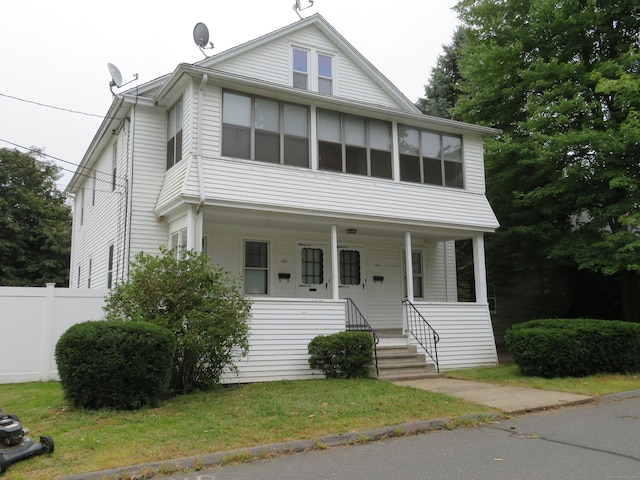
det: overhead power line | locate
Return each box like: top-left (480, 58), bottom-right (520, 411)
top-left (0, 92), bottom-right (107, 119)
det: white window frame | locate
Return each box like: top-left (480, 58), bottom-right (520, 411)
top-left (398, 125), bottom-right (464, 188)
top-left (290, 45), bottom-right (336, 95)
top-left (244, 240), bottom-right (269, 295)
top-left (107, 245), bottom-right (114, 289)
top-left (222, 91), bottom-right (310, 167)
top-left (87, 258), bottom-right (92, 288)
top-left (402, 249), bottom-right (424, 299)
top-left (170, 227), bottom-right (188, 259)
top-left (166, 97), bottom-right (184, 170)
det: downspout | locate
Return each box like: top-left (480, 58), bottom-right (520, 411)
top-left (125, 110), bottom-right (135, 279)
top-left (195, 74), bottom-right (208, 214)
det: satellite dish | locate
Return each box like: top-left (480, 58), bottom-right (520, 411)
top-left (193, 22), bottom-right (209, 48)
top-left (107, 63), bottom-right (139, 96)
top-left (193, 22), bottom-right (214, 58)
top-left (107, 63), bottom-right (123, 88)
top-left (293, 0), bottom-right (313, 19)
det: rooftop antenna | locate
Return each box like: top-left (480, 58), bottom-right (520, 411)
top-left (293, 0), bottom-right (314, 19)
top-left (107, 63), bottom-right (138, 96)
top-left (193, 22), bottom-right (215, 58)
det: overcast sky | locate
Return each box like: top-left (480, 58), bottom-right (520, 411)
top-left (0, 0), bottom-right (460, 190)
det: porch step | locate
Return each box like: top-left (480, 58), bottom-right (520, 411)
top-left (373, 344), bottom-right (440, 381)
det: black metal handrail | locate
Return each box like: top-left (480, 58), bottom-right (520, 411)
top-left (402, 300), bottom-right (440, 373)
top-left (345, 298), bottom-right (379, 377)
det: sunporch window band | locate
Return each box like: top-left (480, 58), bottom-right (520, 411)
top-left (222, 91), bottom-right (310, 168)
top-left (398, 125), bottom-right (463, 188)
top-left (317, 109), bottom-right (392, 179)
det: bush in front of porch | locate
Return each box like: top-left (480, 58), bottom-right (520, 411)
top-left (103, 247), bottom-right (252, 393)
top-left (308, 331), bottom-right (374, 379)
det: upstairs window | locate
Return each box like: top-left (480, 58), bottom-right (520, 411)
top-left (292, 48), bottom-right (309, 90)
top-left (317, 110), bottom-right (392, 179)
top-left (166, 97), bottom-right (184, 170)
top-left (292, 47), bottom-right (335, 95)
top-left (222, 91), bottom-right (310, 168)
top-left (318, 54), bottom-right (333, 95)
top-left (398, 126), bottom-right (463, 188)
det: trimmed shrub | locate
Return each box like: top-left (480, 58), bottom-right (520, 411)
top-left (308, 331), bottom-right (374, 379)
top-left (103, 248), bottom-right (251, 393)
top-left (55, 320), bottom-right (176, 410)
top-left (505, 318), bottom-right (640, 378)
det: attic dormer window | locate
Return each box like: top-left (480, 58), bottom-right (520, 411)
top-left (318, 54), bottom-right (333, 95)
top-left (166, 97), bottom-right (183, 170)
top-left (292, 48), bottom-right (309, 90)
top-left (292, 46), bottom-right (334, 95)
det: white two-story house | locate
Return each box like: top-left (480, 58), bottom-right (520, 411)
top-left (67, 14), bottom-right (500, 381)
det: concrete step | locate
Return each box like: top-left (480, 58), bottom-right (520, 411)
top-left (372, 342), bottom-right (439, 381)
top-left (376, 366), bottom-right (440, 382)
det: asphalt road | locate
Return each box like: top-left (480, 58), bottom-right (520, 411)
top-left (163, 396), bottom-right (640, 480)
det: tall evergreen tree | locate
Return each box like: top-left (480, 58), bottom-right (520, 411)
top-left (417, 27), bottom-right (466, 120)
top-left (0, 148), bottom-right (71, 286)
top-left (454, 0), bottom-right (640, 321)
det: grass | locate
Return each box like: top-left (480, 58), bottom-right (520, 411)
top-left (4, 368), bottom-right (640, 479)
top-left (0, 379), bottom-right (495, 480)
top-left (446, 364), bottom-right (640, 396)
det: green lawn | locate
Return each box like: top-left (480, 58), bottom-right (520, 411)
top-left (0, 379), bottom-right (495, 480)
top-left (3, 368), bottom-right (639, 479)
top-left (446, 364), bottom-right (640, 396)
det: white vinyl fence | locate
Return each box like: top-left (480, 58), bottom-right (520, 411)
top-left (0, 286), bottom-right (346, 385)
top-left (0, 284), bottom-right (109, 384)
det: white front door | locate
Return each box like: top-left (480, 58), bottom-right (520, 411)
top-left (297, 245), bottom-right (328, 299)
top-left (338, 247), bottom-right (367, 316)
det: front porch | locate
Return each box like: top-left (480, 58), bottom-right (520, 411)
top-left (221, 298), bottom-right (498, 384)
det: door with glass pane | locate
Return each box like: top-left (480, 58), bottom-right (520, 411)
top-left (338, 248), bottom-right (366, 316)
top-left (297, 245), bottom-right (328, 299)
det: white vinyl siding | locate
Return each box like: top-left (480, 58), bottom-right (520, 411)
top-left (182, 157), bottom-right (498, 231)
top-left (213, 26), bottom-right (403, 109)
top-left (69, 127), bottom-right (129, 289)
top-left (407, 303), bottom-right (498, 370)
top-left (127, 106), bottom-right (171, 257)
top-left (221, 299), bottom-right (345, 383)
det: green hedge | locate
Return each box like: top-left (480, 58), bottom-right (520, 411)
top-left (55, 320), bottom-right (176, 410)
top-left (505, 318), bottom-right (640, 378)
top-left (308, 331), bottom-right (374, 379)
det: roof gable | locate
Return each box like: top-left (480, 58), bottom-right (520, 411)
top-left (194, 14), bottom-right (420, 113)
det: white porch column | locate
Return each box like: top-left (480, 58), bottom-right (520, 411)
top-left (404, 232), bottom-right (413, 333)
top-left (472, 234), bottom-right (489, 304)
top-left (330, 224), bottom-right (339, 299)
top-left (404, 231), bottom-right (414, 302)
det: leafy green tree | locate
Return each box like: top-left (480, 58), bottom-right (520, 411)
top-left (454, 0), bottom-right (640, 321)
top-left (0, 148), bottom-right (71, 286)
top-left (103, 248), bottom-right (252, 392)
top-left (416, 27), bottom-right (466, 120)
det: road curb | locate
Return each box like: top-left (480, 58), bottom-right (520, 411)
top-left (59, 413), bottom-right (503, 480)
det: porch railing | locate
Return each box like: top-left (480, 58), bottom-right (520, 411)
top-left (345, 298), bottom-right (379, 377)
top-left (403, 300), bottom-right (440, 373)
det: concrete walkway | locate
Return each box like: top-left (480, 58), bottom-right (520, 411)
top-left (393, 377), bottom-right (595, 414)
